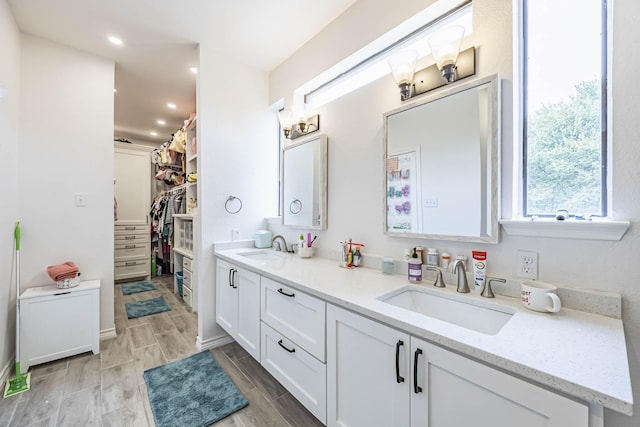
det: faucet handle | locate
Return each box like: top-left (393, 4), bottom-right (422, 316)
top-left (482, 277), bottom-right (506, 298)
top-left (425, 267), bottom-right (446, 288)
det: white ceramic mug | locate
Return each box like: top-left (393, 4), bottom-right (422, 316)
top-left (521, 281), bottom-right (561, 313)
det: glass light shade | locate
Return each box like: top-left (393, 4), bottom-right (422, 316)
top-left (278, 110), bottom-right (293, 130)
top-left (427, 26), bottom-right (465, 69)
top-left (388, 51), bottom-right (418, 86)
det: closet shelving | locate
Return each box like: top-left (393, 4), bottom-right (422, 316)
top-left (171, 116), bottom-right (197, 311)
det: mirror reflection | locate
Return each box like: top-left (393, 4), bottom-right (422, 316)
top-left (384, 74), bottom-right (500, 243)
top-left (282, 134), bottom-right (328, 230)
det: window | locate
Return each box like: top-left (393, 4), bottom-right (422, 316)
top-left (303, 2), bottom-right (472, 108)
top-left (523, 0), bottom-right (607, 217)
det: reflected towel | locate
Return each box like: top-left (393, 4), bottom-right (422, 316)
top-left (47, 261), bottom-right (79, 282)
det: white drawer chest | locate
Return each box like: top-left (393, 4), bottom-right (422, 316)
top-left (19, 280), bottom-right (100, 373)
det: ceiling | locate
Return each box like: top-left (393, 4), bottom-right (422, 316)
top-left (8, 0), bottom-right (357, 143)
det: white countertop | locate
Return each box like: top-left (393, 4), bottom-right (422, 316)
top-left (215, 248), bottom-right (633, 416)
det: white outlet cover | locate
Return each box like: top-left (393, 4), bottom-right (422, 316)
top-left (516, 250), bottom-right (538, 279)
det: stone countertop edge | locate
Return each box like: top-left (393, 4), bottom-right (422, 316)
top-left (214, 248), bottom-right (633, 416)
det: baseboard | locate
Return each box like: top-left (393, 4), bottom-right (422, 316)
top-left (197, 334), bottom-right (234, 351)
top-left (0, 354), bottom-right (15, 385)
top-left (100, 327), bottom-right (117, 340)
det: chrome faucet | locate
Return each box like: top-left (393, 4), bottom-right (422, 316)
top-left (272, 235), bottom-right (289, 252)
top-left (425, 267), bottom-right (446, 288)
top-left (451, 259), bottom-right (470, 293)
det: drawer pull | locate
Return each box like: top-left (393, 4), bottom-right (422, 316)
top-left (53, 292), bottom-right (71, 296)
top-left (124, 226), bottom-right (136, 230)
top-left (277, 288), bottom-right (295, 298)
top-left (413, 348), bottom-right (423, 394)
top-left (124, 236), bottom-right (136, 240)
top-left (277, 339), bottom-right (296, 353)
top-left (125, 245), bottom-right (136, 249)
top-left (125, 262), bottom-right (137, 266)
top-left (395, 340), bottom-right (405, 383)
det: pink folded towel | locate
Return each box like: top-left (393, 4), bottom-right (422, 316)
top-left (47, 261), bottom-right (79, 282)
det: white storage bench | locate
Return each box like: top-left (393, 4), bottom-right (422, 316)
top-left (19, 279), bottom-right (100, 373)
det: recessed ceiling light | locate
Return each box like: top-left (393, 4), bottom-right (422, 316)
top-left (167, 103), bottom-right (177, 109)
top-left (150, 131), bottom-right (158, 137)
top-left (156, 119), bottom-right (166, 126)
top-left (189, 67), bottom-right (198, 74)
top-left (113, 88), bottom-right (117, 93)
top-left (108, 36), bottom-right (123, 46)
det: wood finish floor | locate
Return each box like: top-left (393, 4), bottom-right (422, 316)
top-left (0, 276), bottom-right (323, 427)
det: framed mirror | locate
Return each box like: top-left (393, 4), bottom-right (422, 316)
top-left (282, 133), bottom-right (328, 230)
top-left (384, 74), bottom-right (500, 243)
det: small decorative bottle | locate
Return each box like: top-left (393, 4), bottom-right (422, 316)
top-left (408, 248), bottom-right (423, 283)
top-left (353, 246), bottom-right (362, 267)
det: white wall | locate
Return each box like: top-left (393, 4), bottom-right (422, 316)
top-left (270, 1), bottom-right (640, 426)
top-left (197, 45), bottom-right (279, 346)
top-left (19, 35), bottom-right (115, 335)
top-left (0, 0), bottom-right (21, 381)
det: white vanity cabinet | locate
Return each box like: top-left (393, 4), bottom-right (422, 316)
top-left (327, 304), bottom-right (589, 427)
top-left (327, 303), bottom-right (410, 427)
top-left (260, 277), bottom-right (327, 424)
top-left (215, 259), bottom-right (261, 360)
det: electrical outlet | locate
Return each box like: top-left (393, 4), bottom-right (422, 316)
top-left (516, 250), bottom-right (538, 279)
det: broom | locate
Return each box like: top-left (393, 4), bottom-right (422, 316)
top-left (3, 222), bottom-right (30, 398)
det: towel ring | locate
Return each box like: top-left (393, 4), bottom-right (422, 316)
top-left (289, 198), bottom-right (303, 214)
top-left (225, 196), bottom-right (243, 214)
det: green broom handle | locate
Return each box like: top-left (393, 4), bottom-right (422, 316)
top-left (15, 222), bottom-right (20, 251)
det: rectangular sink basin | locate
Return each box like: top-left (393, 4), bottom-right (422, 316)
top-left (236, 249), bottom-right (288, 263)
top-left (378, 285), bottom-right (515, 335)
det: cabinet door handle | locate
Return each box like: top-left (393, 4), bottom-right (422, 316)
top-left (277, 288), bottom-right (295, 298)
top-left (228, 268), bottom-right (233, 287)
top-left (277, 339), bottom-right (296, 353)
top-left (395, 340), bottom-right (405, 383)
top-left (231, 269), bottom-right (237, 289)
top-left (413, 348), bottom-right (423, 394)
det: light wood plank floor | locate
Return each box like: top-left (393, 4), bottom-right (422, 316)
top-left (0, 276), bottom-right (323, 427)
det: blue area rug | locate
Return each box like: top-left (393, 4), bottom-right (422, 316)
top-left (144, 351), bottom-right (248, 427)
top-left (125, 296), bottom-right (170, 319)
top-left (121, 281), bottom-right (156, 295)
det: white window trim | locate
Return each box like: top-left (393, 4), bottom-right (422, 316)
top-left (502, 0), bottom-right (629, 241)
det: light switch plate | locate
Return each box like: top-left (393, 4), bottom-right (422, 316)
top-left (74, 193), bottom-right (87, 207)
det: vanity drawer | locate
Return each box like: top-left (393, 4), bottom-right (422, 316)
top-left (114, 233), bottom-right (148, 244)
top-left (182, 256), bottom-right (193, 272)
top-left (261, 322), bottom-right (326, 424)
top-left (261, 277), bottom-right (325, 362)
top-left (114, 242), bottom-right (149, 261)
top-left (114, 225), bottom-right (148, 236)
top-left (182, 268), bottom-right (192, 290)
top-left (182, 285), bottom-right (193, 308)
top-left (114, 259), bottom-right (149, 280)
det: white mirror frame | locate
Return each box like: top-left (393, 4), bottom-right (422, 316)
top-left (383, 74), bottom-right (501, 243)
top-left (281, 133), bottom-right (328, 230)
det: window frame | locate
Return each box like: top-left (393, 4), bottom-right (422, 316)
top-left (521, 0), bottom-right (608, 218)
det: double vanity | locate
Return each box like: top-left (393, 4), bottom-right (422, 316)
top-left (215, 246), bottom-right (633, 427)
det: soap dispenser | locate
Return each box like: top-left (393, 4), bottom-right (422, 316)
top-left (408, 248), bottom-right (422, 283)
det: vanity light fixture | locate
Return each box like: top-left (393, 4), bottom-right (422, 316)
top-left (388, 26), bottom-right (476, 101)
top-left (427, 26), bottom-right (466, 83)
top-left (278, 106), bottom-right (320, 140)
